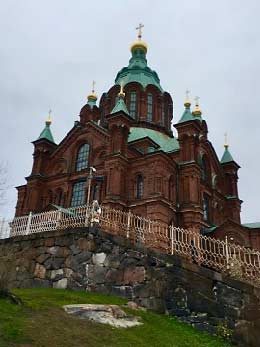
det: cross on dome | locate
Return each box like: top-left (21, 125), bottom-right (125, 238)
top-left (136, 23), bottom-right (144, 40)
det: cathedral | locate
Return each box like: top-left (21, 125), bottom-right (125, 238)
top-left (15, 26), bottom-right (260, 250)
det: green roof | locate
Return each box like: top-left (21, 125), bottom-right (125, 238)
top-left (243, 222), bottom-right (260, 229)
top-left (115, 46), bottom-right (163, 92)
top-left (38, 122), bottom-right (55, 143)
top-left (178, 106), bottom-right (202, 124)
top-left (220, 147), bottom-right (235, 164)
top-left (128, 127), bottom-right (179, 153)
top-left (111, 96), bottom-right (130, 115)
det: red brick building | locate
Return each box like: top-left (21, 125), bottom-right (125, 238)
top-left (15, 33), bottom-right (260, 249)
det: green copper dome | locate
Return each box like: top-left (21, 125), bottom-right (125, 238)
top-left (38, 121), bottom-right (55, 143)
top-left (115, 45), bottom-right (163, 92)
top-left (220, 146), bottom-right (235, 164)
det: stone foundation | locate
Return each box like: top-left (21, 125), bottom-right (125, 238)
top-left (0, 227), bottom-right (260, 347)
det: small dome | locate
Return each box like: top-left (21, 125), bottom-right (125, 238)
top-left (130, 40), bottom-right (148, 54)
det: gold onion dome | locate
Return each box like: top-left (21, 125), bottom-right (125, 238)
top-left (184, 90), bottom-right (191, 108)
top-left (46, 110), bottom-right (52, 125)
top-left (87, 81), bottom-right (97, 101)
top-left (192, 97), bottom-right (202, 116)
top-left (130, 23), bottom-right (147, 53)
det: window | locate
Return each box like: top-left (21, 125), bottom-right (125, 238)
top-left (202, 194), bottom-right (210, 222)
top-left (201, 155), bottom-right (209, 182)
top-left (137, 174), bottom-right (143, 199)
top-left (71, 181), bottom-right (86, 207)
top-left (76, 144), bottom-right (90, 171)
top-left (162, 102), bottom-right (167, 126)
top-left (129, 92), bottom-right (137, 118)
top-left (147, 94), bottom-right (153, 121)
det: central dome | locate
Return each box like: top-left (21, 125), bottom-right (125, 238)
top-left (115, 41), bottom-right (163, 92)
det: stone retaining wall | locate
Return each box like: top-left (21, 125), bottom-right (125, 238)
top-left (0, 227), bottom-right (260, 347)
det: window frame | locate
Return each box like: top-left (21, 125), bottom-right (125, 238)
top-left (147, 93), bottom-right (153, 122)
top-left (75, 143), bottom-right (90, 172)
top-left (136, 174), bottom-right (144, 199)
top-left (71, 180), bottom-right (86, 207)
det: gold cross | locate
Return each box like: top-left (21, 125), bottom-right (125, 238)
top-left (48, 109), bottom-right (52, 122)
top-left (195, 96), bottom-right (200, 105)
top-left (224, 132), bottom-right (228, 148)
top-left (185, 90), bottom-right (190, 99)
top-left (92, 80), bottom-right (96, 93)
top-left (136, 23), bottom-right (144, 40)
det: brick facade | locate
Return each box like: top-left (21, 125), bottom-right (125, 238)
top-left (15, 38), bottom-right (260, 250)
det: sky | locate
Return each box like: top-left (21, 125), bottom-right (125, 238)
top-left (0, 0), bottom-right (259, 223)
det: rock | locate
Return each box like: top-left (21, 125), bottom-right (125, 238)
top-left (34, 263), bottom-right (46, 279)
top-left (127, 301), bottom-right (139, 310)
top-left (92, 253), bottom-right (106, 266)
top-left (63, 304), bottom-right (142, 328)
top-left (45, 238), bottom-right (55, 247)
top-left (36, 253), bottom-right (50, 264)
top-left (123, 266), bottom-right (145, 285)
top-left (53, 278), bottom-right (68, 289)
top-left (50, 269), bottom-right (64, 280)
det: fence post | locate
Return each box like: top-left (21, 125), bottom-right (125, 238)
top-left (225, 236), bottom-right (230, 269)
top-left (56, 210), bottom-right (62, 229)
top-left (127, 211), bottom-right (132, 239)
top-left (26, 212), bottom-right (33, 235)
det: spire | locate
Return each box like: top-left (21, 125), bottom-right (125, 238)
top-left (111, 82), bottom-right (129, 115)
top-left (220, 133), bottom-right (235, 164)
top-left (184, 90), bottom-right (191, 108)
top-left (178, 91), bottom-right (194, 123)
top-left (87, 81), bottom-right (97, 109)
top-left (115, 24), bottom-right (162, 91)
top-left (38, 110), bottom-right (55, 143)
top-left (192, 96), bottom-right (202, 117)
top-left (130, 23), bottom-right (147, 54)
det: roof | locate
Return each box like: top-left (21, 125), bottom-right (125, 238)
top-left (111, 96), bottom-right (130, 115)
top-left (243, 222), bottom-right (260, 229)
top-left (178, 106), bottom-right (202, 124)
top-left (128, 127), bottom-right (179, 153)
top-left (38, 123), bottom-right (55, 143)
top-left (115, 45), bottom-right (163, 92)
top-left (220, 147), bottom-right (235, 164)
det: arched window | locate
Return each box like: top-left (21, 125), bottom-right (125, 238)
top-left (137, 174), bottom-right (143, 199)
top-left (76, 144), bottom-right (90, 171)
top-left (162, 101), bottom-right (167, 127)
top-left (129, 92), bottom-right (137, 119)
top-left (202, 194), bottom-right (210, 222)
top-left (147, 94), bottom-right (153, 121)
top-left (71, 181), bottom-right (86, 207)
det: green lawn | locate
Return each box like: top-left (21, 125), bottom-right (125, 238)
top-left (0, 288), bottom-right (232, 347)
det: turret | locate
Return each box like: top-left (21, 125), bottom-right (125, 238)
top-left (220, 134), bottom-right (241, 223)
top-left (31, 111), bottom-right (57, 176)
top-left (79, 82), bottom-right (100, 124)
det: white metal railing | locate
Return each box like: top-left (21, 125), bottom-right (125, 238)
top-left (0, 218), bottom-right (11, 239)
top-left (1, 205), bottom-right (260, 287)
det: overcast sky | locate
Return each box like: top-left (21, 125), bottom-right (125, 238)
top-left (0, 0), bottom-right (259, 223)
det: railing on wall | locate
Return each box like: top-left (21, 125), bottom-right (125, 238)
top-left (1, 205), bottom-right (260, 287)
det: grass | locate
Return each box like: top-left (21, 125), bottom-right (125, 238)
top-left (0, 288), bottom-right (232, 347)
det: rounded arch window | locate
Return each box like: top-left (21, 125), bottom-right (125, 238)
top-left (136, 174), bottom-right (144, 199)
top-left (76, 144), bottom-right (90, 172)
top-left (147, 93), bottom-right (153, 122)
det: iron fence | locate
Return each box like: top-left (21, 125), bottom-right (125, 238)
top-left (0, 205), bottom-right (260, 287)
